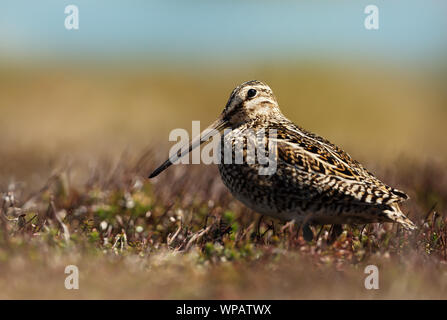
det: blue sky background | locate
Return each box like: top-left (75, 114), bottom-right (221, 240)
top-left (0, 0), bottom-right (446, 68)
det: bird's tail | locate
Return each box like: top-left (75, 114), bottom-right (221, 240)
top-left (384, 203), bottom-right (417, 230)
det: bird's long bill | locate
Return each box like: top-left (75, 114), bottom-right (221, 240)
top-left (148, 117), bottom-right (229, 178)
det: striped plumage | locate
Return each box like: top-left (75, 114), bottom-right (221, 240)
top-left (149, 80), bottom-right (416, 231)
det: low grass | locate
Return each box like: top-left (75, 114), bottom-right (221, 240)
top-left (1, 151), bottom-right (446, 299)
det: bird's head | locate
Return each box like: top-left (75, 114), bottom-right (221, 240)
top-left (148, 80), bottom-right (280, 178)
top-left (221, 80), bottom-right (281, 128)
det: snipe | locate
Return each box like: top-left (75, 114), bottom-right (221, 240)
top-left (149, 80), bottom-right (416, 236)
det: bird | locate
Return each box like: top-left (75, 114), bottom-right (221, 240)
top-left (149, 80), bottom-right (416, 239)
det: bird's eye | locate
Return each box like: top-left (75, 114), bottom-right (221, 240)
top-left (247, 89), bottom-right (257, 98)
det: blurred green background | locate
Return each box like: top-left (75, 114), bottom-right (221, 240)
top-left (0, 0), bottom-right (446, 189)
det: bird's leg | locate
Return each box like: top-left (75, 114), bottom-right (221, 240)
top-left (261, 220), bottom-right (274, 239)
top-left (327, 224), bottom-right (343, 244)
top-left (302, 223), bottom-right (314, 242)
top-left (359, 224), bottom-right (367, 240)
top-left (316, 225), bottom-right (325, 241)
top-left (256, 214), bottom-right (265, 241)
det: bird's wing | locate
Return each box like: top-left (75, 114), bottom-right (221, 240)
top-left (270, 123), bottom-right (408, 206)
